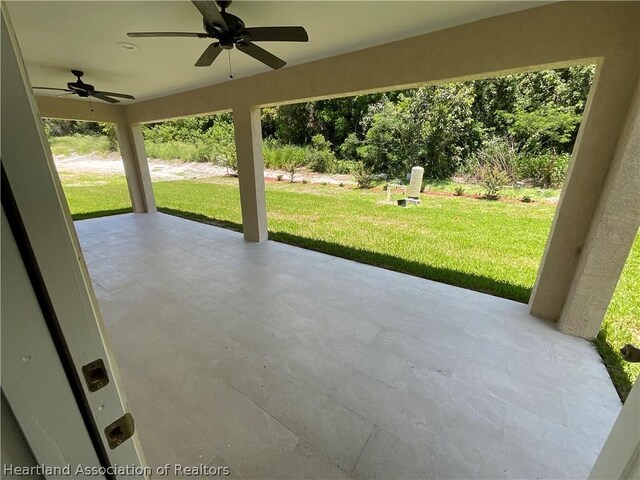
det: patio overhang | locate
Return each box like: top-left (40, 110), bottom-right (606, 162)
top-left (10, 1), bottom-right (640, 339)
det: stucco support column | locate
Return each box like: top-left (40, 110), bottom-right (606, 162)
top-left (232, 105), bottom-right (267, 242)
top-left (529, 55), bottom-right (639, 323)
top-left (556, 79), bottom-right (640, 339)
top-left (115, 121), bottom-right (156, 213)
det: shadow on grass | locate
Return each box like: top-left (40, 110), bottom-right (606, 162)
top-left (159, 207), bottom-right (531, 304)
top-left (595, 329), bottom-right (632, 402)
top-left (72, 207), bottom-right (133, 221)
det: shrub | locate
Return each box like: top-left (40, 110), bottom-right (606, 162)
top-left (466, 136), bottom-right (520, 182)
top-left (145, 140), bottom-right (214, 162)
top-left (277, 174), bottom-right (284, 182)
top-left (521, 195), bottom-right (533, 203)
top-left (464, 136), bottom-right (569, 188)
top-left (339, 133), bottom-right (361, 161)
top-left (263, 141), bottom-right (309, 171)
top-left (302, 179), bottom-right (309, 184)
top-left (206, 121), bottom-right (236, 168)
top-left (262, 139), bottom-right (280, 168)
top-left (142, 116), bottom-right (236, 165)
top-left (100, 123), bottom-right (119, 151)
top-left (354, 162), bottom-right (377, 189)
top-left (479, 165), bottom-right (508, 199)
top-left (222, 152), bottom-right (238, 175)
top-left (308, 134), bottom-right (337, 173)
top-left (454, 186), bottom-right (465, 196)
top-left (500, 105), bottom-right (581, 154)
top-left (335, 160), bottom-right (358, 174)
top-left (279, 146), bottom-right (307, 182)
top-left (514, 151), bottom-right (570, 188)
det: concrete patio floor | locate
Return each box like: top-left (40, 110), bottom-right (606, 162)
top-left (76, 213), bottom-right (621, 479)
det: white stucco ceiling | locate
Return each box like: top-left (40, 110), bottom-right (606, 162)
top-left (7, 1), bottom-right (548, 103)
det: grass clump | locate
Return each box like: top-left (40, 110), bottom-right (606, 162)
top-left (49, 134), bottom-right (113, 156)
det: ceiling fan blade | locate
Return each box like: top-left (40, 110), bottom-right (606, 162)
top-left (54, 92), bottom-right (75, 99)
top-left (191, 1), bottom-right (227, 30)
top-left (94, 91), bottom-right (135, 100)
top-left (237, 42), bottom-right (286, 69)
top-left (33, 87), bottom-right (72, 92)
top-left (128, 32), bottom-right (209, 38)
top-left (91, 92), bottom-right (120, 104)
top-left (244, 26), bottom-right (308, 42)
top-left (195, 43), bottom-right (222, 67)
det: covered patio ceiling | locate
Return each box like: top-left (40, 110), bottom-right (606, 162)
top-left (7, 1), bottom-right (548, 102)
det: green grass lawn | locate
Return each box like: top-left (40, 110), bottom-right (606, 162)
top-left (596, 236), bottom-right (640, 401)
top-left (153, 176), bottom-right (556, 302)
top-left (59, 172), bottom-right (639, 400)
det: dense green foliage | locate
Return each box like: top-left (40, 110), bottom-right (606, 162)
top-left (45, 65), bottom-right (594, 186)
top-left (260, 65), bottom-right (593, 183)
top-left (143, 114), bottom-right (236, 168)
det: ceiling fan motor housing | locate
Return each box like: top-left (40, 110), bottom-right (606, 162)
top-left (67, 82), bottom-right (95, 97)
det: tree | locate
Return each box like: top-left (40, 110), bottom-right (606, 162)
top-left (500, 105), bottom-right (581, 154)
top-left (359, 84), bottom-right (483, 180)
top-left (358, 95), bottom-right (416, 179)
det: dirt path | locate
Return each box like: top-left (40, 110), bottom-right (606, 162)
top-left (54, 153), bottom-right (355, 185)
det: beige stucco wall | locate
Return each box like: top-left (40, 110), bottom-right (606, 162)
top-left (37, 95), bottom-right (125, 123)
top-left (558, 78), bottom-right (640, 339)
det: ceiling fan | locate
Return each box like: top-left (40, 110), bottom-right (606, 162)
top-left (127, 0), bottom-right (309, 70)
top-left (33, 70), bottom-right (135, 103)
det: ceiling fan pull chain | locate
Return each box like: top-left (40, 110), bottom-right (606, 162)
top-left (88, 96), bottom-right (94, 113)
top-left (228, 50), bottom-right (234, 79)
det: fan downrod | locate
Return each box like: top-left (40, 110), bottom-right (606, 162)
top-left (71, 70), bottom-right (84, 80)
top-left (216, 1), bottom-right (231, 12)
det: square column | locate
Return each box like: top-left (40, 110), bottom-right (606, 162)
top-left (529, 57), bottom-right (639, 324)
top-left (557, 79), bottom-right (640, 339)
top-left (115, 122), bottom-right (156, 213)
top-left (233, 105), bottom-right (267, 242)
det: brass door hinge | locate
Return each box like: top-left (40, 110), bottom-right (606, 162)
top-left (82, 358), bottom-right (109, 392)
top-left (104, 413), bottom-right (135, 449)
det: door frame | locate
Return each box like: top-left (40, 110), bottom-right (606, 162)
top-left (1, 6), bottom-right (147, 476)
